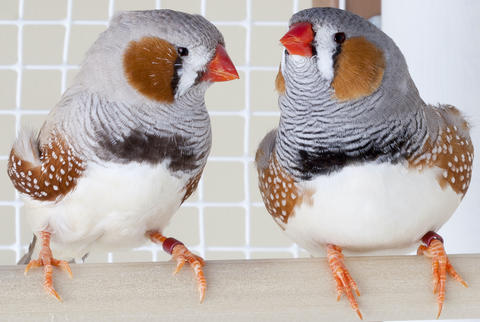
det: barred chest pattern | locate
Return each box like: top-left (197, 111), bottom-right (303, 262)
top-left (257, 108), bottom-right (473, 228)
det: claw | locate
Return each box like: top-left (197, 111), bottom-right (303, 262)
top-left (418, 236), bottom-right (467, 318)
top-left (149, 232), bottom-right (207, 303)
top-left (171, 244), bottom-right (207, 303)
top-left (25, 231), bottom-right (72, 302)
top-left (173, 255), bottom-right (186, 275)
top-left (327, 244), bottom-right (362, 320)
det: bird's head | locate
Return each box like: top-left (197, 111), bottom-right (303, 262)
top-left (278, 7), bottom-right (416, 104)
top-left (76, 9), bottom-right (239, 105)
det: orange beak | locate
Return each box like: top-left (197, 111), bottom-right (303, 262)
top-left (280, 22), bottom-right (314, 57)
top-left (202, 45), bottom-right (239, 82)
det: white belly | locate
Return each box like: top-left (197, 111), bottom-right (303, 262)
top-left (284, 163), bottom-right (461, 256)
top-left (23, 161), bottom-right (188, 259)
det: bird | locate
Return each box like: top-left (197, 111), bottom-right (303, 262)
top-left (7, 9), bottom-right (239, 302)
top-left (255, 7), bottom-right (472, 319)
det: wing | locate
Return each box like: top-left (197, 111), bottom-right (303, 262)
top-left (255, 129), bottom-right (277, 172)
top-left (181, 168), bottom-right (203, 204)
top-left (7, 129), bottom-right (85, 202)
top-left (255, 129), bottom-right (307, 227)
top-left (409, 104), bottom-right (473, 197)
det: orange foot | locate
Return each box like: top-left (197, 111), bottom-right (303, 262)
top-left (327, 244), bottom-right (362, 319)
top-left (417, 231), bottom-right (468, 318)
top-left (24, 231), bottom-right (73, 301)
top-left (149, 231), bottom-right (206, 302)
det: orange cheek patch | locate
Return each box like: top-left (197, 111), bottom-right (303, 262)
top-left (275, 65), bottom-right (286, 94)
top-left (123, 36), bottom-right (178, 103)
top-left (332, 37), bottom-right (385, 101)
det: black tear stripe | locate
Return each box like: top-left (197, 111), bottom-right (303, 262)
top-left (332, 43), bottom-right (342, 66)
top-left (97, 130), bottom-right (201, 172)
top-left (171, 56), bottom-right (182, 96)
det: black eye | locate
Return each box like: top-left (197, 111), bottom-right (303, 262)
top-left (334, 32), bottom-right (346, 44)
top-left (177, 47), bottom-right (189, 57)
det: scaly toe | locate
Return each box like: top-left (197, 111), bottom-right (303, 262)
top-left (171, 244), bottom-right (207, 303)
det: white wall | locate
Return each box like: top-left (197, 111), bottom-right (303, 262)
top-left (382, 0), bottom-right (480, 253)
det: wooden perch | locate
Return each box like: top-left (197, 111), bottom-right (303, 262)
top-left (0, 255), bottom-right (479, 321)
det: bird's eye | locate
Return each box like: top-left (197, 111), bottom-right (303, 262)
top-left (177, 47), bottom-right (189, 57)
top-left (334, 32), bottom-right (346, 44)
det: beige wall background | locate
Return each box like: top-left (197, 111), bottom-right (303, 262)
top-left (0, 0), bottom-right (315, 264)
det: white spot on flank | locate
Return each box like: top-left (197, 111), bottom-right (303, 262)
top-left (53, 185), bottom-right (59, 191)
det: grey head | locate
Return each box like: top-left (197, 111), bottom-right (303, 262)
top-left (73, 9), bottom-right (238, 106)
top-left (280, 7), bottom-right (421, 108)
top-left (274, 8), bottom-right (428, 180)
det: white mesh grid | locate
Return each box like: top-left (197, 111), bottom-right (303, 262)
top-left (0, 0), bottom-right (311, 263)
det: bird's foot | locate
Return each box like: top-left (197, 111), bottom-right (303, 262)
top-left (24, 231), bottom-right (72, 302)
top-left (149, 231), bottom-right (206, 302)
top-left (417, 232), bottom-right (467, 318)
top-left (327, 244), bottom-right (362, 320)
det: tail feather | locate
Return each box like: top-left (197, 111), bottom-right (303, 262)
top-left (11, 129), bottom-right (41, 166)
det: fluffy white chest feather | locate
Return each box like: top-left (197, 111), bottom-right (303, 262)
top-left (284, 163), bottom-right (461, 256)
top-left (23, 161), bottom-right (188, 259)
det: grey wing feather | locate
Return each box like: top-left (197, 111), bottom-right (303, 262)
top-left (255, 129), bottom-right (277, 170)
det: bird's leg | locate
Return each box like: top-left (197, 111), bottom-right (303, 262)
top-left (24, 231), bottom-right (73, 302)
top-left (148, 231), bottom-right (206, 302)
top-left (326, 244), bottom-right (362, 319)
top-left (417, 231), bottom-right (467, 318)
